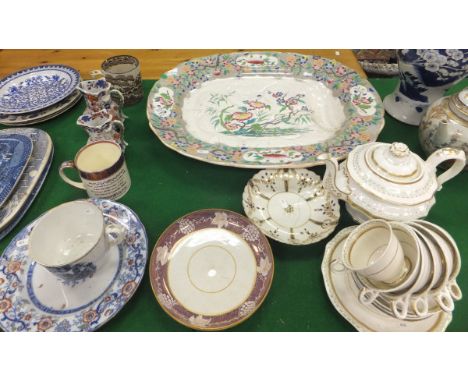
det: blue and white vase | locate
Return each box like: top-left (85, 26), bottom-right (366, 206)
top-left (384, 49), bottom-right (468, 125)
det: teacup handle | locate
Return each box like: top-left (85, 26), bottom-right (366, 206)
top-left (411, 296), bottom-right (429, 317)
top-left (105, 223), bottom-right (125, 246)
top-left (359, 288), bottom-right (379, 305)
top-left (448, 280), bottom-right (462, 301)
top-left (434, 289), bottom-right (455, 312)
top-left (59, 161), bottom-right (86, 190)
top-left (392, 297), bottom-right (409, 320)
top-left (426, 148), bottom-right (466, 190)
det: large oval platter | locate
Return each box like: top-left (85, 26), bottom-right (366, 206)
top-left (147, 52), bottom-right (385, 168)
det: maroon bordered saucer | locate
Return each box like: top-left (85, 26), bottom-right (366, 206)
top-left (149, 209), bottom-right (274, 330)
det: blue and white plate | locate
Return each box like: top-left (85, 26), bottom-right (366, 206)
top-left (0, 128), bottom-right (53, 234)
top-left (0, 65), bottom-right (80, 114)
top-left (0, 147), bottom-right (52, 240)
top-left (0, 134), bottom-right (33, 208)
top-left (0, 199), bottom-right (148, 332)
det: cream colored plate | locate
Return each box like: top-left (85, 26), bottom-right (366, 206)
top-left (243, 169), bottom-right (339, 245)
top-left (321, 226), bottom-right (452, 332)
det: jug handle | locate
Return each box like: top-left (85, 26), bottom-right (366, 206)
top-left (426, 148), bottom-right (466, 190)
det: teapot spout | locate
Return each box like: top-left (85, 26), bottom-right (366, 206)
top-left (318, 153), bottom-right (350, 200)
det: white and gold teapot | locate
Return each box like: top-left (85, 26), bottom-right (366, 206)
top-left (319, 142), bottom-right (466, 222)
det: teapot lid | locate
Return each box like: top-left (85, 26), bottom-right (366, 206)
top-left (347, 142), bottom-right (437, 205)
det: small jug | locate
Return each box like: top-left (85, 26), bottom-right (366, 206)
top-left (77, 109), bottom-right (127, 150)
top-left (77, 78), bottom-right (125, 122)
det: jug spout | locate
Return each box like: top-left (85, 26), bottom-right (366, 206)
top-left (318, 153), bottom-right (350, 200)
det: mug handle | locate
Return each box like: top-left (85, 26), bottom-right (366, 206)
top-left (105, 223), bottom-right (126, 246)
top-left (111, 120), bottom-right (128, 146)
top-left (426, 148), bottom-right (466, 190)
top-left (59, 161), bottom-right (86, 190)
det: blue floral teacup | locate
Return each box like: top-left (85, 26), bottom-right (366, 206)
top-left (27, 200), bottom-right (125, 286)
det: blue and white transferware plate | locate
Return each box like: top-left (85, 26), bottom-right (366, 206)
top-left (0, 199), bottom-right (148, 332)
top-left (0, 134), bottom-right (33, 208)
top-left (0, 89), bottom-right (82, 126)
top-left (0, 65), bottom-right (80, 114)
top-left (0, 128), bottom-right (53, 234)
top-left (0, 147), bottom-right (53, 240)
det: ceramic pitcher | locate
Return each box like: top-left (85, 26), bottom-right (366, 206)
top-left (384, 49), bottom-right (468, 126)
top-left (77, 109), bottom-right (127, 150)
top-left (78, 78), bottom-right (126, 122)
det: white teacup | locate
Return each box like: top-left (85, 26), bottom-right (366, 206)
top-left (354, 223), bottom-right (421, 312)
top-left (343, 219), bottom-right (405, 284)
top-left (28, 200), bottom-right (125, 285)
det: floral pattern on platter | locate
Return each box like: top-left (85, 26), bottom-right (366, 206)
top-left (0, 65), bottom-right (80, 114)
top-left (235, 53), bottom-right (279, 67)
top-left (147, 51), bottom-right (385, 168)
top-left (0, 199), bottom-right (148, 331)
top-left (206, 91), bottom-right (314, 137)
top-left (150, 209), bottom-right (274, 330)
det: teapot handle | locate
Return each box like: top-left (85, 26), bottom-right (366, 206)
top-left (426, 148), bottom-right (466, 190)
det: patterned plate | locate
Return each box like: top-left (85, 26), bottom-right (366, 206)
top-left (150, 209), bottom-right (274, 330)
top-left (0, 65), bottom-right (80, 114)
top-left (242, 169), bottom-right (340, 245)
top-left (147, 52), bottom-right (385, 168)
top-left (0, 128), bottom-right (53, 235)
top-left (0, 199), bottom-right (148, 332)
top-left (0, 134), bottom-right (33, 208)
top-left (0, 89), bottom-right (82, 126)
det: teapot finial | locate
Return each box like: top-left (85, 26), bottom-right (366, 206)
top-left (390, 142), bottom-right (410, 157)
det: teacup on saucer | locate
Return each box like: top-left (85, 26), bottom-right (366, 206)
top-left (28, 200), bottom-right (125, 285)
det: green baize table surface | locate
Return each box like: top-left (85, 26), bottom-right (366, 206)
top-left (1, 78), bottom-right (467, 331)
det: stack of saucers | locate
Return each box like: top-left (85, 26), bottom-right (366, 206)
top-left (0, 64), bottom-right (81, 126)
top-left (0, 128), bottom-right (53, 239)
top-left (322, 219), bottom-right (462, 332)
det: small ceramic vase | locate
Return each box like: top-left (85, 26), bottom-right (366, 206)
top-left (77, 78), bottom-right (126, 122)
top-left (419, 87), bottom-right (468, 171)
top-left (384, 49), bottom-right (468, 125)
top-left (77, 109), bottom-right (127, 150)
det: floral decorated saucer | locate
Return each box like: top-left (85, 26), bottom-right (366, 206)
top-left (150, 209), bottom-right (274, 330)
top-left (0, 65), bottom-right (80, 114)
top-left (0, 199), bottom-right (147, 331)
top-left (321, 226), bottom-right (451, 332)
top-left (147, 51), bottom-right (384, 168)
top-left (242, 169), bottom-right (339, 245)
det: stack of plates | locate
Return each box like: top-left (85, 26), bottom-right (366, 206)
top-left (0, 64), bottom-right (81, 126)
top-left (0, 128), bottom-right (53, 239)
